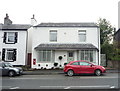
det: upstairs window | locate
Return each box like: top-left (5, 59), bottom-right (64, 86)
top-left (78, 30), bottom-right (86, 42)
top-left (7, 32), bottom-right (15, 43)
top-left (50, 30), bottom-right (57, 42)
top-left (3, 32), bottom-right (18, 44)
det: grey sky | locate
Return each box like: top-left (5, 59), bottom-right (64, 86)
top-left (0, 0), bottom-right (119, 29)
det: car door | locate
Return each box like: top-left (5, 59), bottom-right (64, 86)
top-left (2, 63), bottom-right (9, 75)
top-left (0, 63), bottom-right (3, 76)
top-left (79, 62), bottom-right (95, 73)
top-left (70, 62), bottom-right (81, 74)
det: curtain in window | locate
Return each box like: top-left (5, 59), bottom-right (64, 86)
top-left (38, 50), bottom-right (53, 62)
top-left (78, 30), bottom-right (86, 42)
top-left (50, 31), bottom-right (57, 42)
top-left (79, 50), bottom-right (96, 62)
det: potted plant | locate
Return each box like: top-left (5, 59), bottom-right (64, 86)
top-left (64, 63), bottom-right (67, 66)
top-left (54, 62), bottom-right (58, 67)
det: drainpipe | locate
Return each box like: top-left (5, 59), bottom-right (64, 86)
top-left (98, 27), bottom-right (100, 65)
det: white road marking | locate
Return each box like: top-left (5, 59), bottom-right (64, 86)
top-left (40, 86), bottom-right (66, 88)
top-left (40, 85), bottom-right (111, 89)
top-left (10, 76), bottom-right (117, 80)
top-left (110, 86), bottom-right (116, 88)
top-left (0, 86), bottom-right (11, 87)
top-left (70, 85), bottom-right (110, 88)
top-left (64, 86), bottom-right (71, 89)
top-left (10, 87), bottom-right (19, 89)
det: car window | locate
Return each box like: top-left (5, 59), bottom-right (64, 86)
top-left (80, 62), bottom-right (91, 66)
top-left (71, 62), bottom-right (79, 65)
top-left (0, 63), bottom-right (2, 67)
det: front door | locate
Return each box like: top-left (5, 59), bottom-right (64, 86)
top-left (67, 51), bottom-right (74, 62)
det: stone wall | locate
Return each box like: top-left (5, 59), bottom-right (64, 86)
top-left (107, 60), bottom-right (120, 68)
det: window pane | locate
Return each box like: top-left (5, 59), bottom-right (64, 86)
top-left (81, 51), bottom-right (84, 60)
top-left (71, 62), bottom-right (79, 65)
top-left (0, 63), bottom-right (2, 67)
top-left (38, 50), bottom-right (52, 62)
top-left (69, 52), bottom-right (73, 57)
top-left (6, 50), bottom-right (14, 61)
top-left (85, 50), bottom-right (89, 61)
top-left (43, 51), bottom-right (46, 61)
top-left (7, 32), bottom-right (15, 42)
top-left (47, 51), bottom-right (51, 61)
top-left (80, 62), bottom-right (90, 66)
top-left (79, 50), bottom-right (95, 62)
top-left (90, 51), bottom-right (93, 62)
top-left (50, 31), bottom-right (57, 41)
top-left (78, 30), bottom-right (86, 42)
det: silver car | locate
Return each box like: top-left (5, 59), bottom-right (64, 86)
top-left (0, 61), bottom-right (23, 77)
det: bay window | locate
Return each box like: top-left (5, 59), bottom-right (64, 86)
top-left (79, 50), bottom-right (96, 62)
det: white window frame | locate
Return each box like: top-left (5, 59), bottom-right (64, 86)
top-left (5, 49), bottom-right (14, 61)
top-left (50, 30), bottom-right (57, 42)
top-left (6, 32), bottom-right (15, 43)
top-left (78, 30), bottom-right (86, 42)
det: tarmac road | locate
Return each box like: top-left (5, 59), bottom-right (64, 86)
top-left (1, 73), bottom-right (119, 90)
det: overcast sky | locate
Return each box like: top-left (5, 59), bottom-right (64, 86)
top-left (0, 0), bottom-right (119, 29)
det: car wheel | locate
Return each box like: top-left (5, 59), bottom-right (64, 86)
top-left (8, 71), bottom-right (15, 77)
top-left (67, 70), bottom-right (74, 76)
top-left (95, 70), bottom-right (101, 76)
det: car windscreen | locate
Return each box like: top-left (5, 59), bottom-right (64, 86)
top-left (4, 63), bottom-right (13, 67)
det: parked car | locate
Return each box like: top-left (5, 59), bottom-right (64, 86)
top-left (0, 61), bottom-right (23, 77)
top-left (64, 60), bottom-right (106, 76)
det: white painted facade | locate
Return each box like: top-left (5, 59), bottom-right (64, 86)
top-left (1, 30), bottom-right (27, 65)
top-left (27, 27), bottom-right (33, 53)
top-left (0, 28), bottom-right (2, 61)
top-left (32, 24), bottom-right (100, 69)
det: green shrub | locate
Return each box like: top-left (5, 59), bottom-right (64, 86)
top-left (54, 62), bottom-right (58, 67)
top-left (22, 65), bottom-right (31, 71)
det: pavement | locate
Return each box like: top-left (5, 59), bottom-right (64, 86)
top-left (22, 68), bottom-right (120, 75)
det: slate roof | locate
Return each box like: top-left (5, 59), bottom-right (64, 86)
top-left (0, 24), bottom-right (31, 30)
top-left (35, 23), bottom-right (98, 27)
top-left (35, 43), bottom-right (98, 50)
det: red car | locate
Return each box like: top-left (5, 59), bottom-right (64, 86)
top-left (64, 60), bottom-right (106, 76)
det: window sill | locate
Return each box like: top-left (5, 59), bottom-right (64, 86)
top-left (4, 60), bottom-right (14, 62)
top-left (4, 42), bottom-right (16, 44)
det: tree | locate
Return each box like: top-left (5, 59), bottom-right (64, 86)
top-left (97, 18), bottom-right (114, 60)
top-left (97, 18), bottom-right (114, 45)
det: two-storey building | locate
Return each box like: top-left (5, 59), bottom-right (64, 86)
top-left (0, 14), bottom-right (31, 66)
top-left (31, 23), bottom-right (100, 69)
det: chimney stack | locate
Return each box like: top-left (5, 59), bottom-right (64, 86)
top-left (31, 14), bottom-right (37, 26)
top-left (4, 13), bottom-right (12, 25)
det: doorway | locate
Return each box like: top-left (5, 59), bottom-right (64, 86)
top-left (67, 51), bottom-right (74, 62)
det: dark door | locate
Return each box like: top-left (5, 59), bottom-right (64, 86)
top-left (67, 51), bottom-right (74, 62)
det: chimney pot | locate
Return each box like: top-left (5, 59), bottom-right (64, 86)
top-left (31, 14), bottom-right (37, 26)
top-left (4, 13), bottom-right (12, 25)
